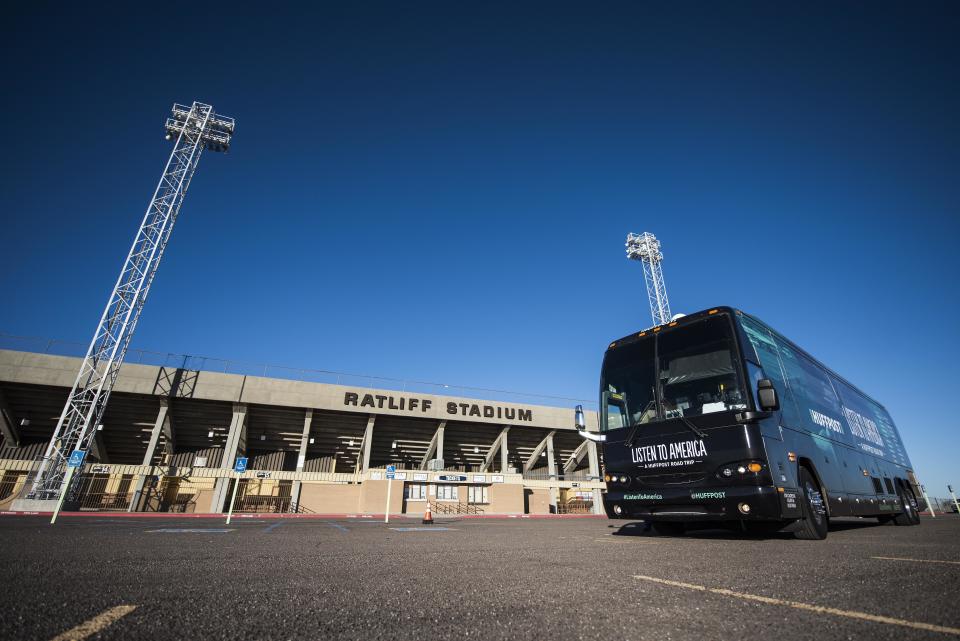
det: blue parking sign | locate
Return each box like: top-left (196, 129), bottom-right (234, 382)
top-left (234, 457), bottom-right (248, 473)
top-left (386, 464), bottom-right (396, 480)
top-left (67, 450), bottom-right (86, 468)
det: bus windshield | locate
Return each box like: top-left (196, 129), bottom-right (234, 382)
top-left (600, 315), bottom-right (748, 431)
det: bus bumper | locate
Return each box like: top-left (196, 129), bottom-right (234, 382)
top-left (603, 485), bottom-right (790, 521)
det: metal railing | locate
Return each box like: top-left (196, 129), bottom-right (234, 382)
top-left (79, 491), bottom-right (133, 511)
top-left (428, 500), bottom-right (484, 515)
top-left (0, 333), bottom-right (597, 409)
top-left (556, 498), bottom-right (594, 514)
top-left (0, 470), bottom-right (26, 504)
top-left (75, 473), bottom-right (135, 511)
top-left (230, 494), bottom-right (292, 513)
top-left (166, 492), bottom-right (198, 513)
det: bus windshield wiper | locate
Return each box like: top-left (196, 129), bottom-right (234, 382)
top-left (624, 404), bottom-right (707, 447)
top-left (623, 400), bottom-right (656, 448)
top-left (676, 413), bottom-right (707, 439)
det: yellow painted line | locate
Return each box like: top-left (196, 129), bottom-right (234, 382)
top-left (633, 575), bottom-right (960, 636)
top-left (50, 605), bottom-right (137, 641)
top-left (872, 556), bottom-right (960, 566)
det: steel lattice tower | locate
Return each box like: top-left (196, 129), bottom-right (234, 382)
top-left (625, 232), bottom-right (672, 327)
top-left (29, 102), bottom-right (235, 501)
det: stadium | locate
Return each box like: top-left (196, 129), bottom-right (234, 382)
top-left (0, 342), bottom-right (603, 517)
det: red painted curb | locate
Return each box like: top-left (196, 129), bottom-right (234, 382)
top-left (0, 510), bottom-right (606, 520)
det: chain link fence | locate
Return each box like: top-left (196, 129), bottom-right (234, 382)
top-left (926, 496), bottom-right (960, 514)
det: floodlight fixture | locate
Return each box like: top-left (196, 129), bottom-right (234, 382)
top-left (625, 231), bottom-right (672, 327)
top-left (165, 103), bottom-right (235, 152)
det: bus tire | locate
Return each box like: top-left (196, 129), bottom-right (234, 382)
top-left (893, 485), bottom-right (920, 526)
top-left (794, 467), bottom-right (828, 540)
top-left (651, 522), bottom-right (686, 537)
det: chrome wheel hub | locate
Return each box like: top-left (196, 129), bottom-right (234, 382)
top-left (806, 482), bottom-right (826, 523)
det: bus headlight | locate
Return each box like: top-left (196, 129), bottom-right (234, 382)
top-left (716, 461), bottom-right (768, 483)
top-left (605, 473), bottom-right (630, 486)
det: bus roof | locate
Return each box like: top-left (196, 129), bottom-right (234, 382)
top-left (605, 305), bottom-right (738, 350)
top-left (606, 305), bottom-right (887, 413)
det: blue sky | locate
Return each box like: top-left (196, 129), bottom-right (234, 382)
top-left (2, 3), bottom-right (958, 496)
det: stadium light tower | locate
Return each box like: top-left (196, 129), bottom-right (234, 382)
top-left (626, 232), bottom-right (672, 327)
top-left (27, 102), bottom-right (235, 504)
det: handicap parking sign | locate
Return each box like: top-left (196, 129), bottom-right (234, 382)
top-left (234, 457), bottom-right (248, 473)
top-left (67, 450), bottom-right (86, 468)
top-left (386, 464), bottom-right (396, 480)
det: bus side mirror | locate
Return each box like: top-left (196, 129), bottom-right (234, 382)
top-left (574, 404), bottom-right (586, 430)
top-left (575, 404), bottom-right (606, 442)
top-left (757, 379), bottom-right (779, 412)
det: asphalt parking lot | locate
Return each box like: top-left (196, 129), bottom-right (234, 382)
top-left (0, 514), bottom-right (957, 640)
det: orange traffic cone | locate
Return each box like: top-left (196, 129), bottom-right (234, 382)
top-left (422, 503), bottom-right (434, 525)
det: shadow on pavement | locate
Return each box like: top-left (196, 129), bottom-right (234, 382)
top-left (609, 517), bottom-right (885, 540)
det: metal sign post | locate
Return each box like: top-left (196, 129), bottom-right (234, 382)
top-left (226, 457), bottom-right (248, 525)
top-left (385, 465), bottom-right (396, 524)
top-left (920, 484), bottom-right (936, 518)
top-left (51, 450), bottom-right (86, 525)
top-left (950, 485), bottom-right (959, 514)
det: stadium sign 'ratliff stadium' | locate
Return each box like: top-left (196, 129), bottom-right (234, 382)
top-left (343, 391), bottom-right (533, 421)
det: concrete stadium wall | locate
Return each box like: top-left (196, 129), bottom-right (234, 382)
top-left (0, 350), bottom-right (598, 432)
top-left (298, 484), bottom-right (362, 514)
top-left (0, 349), bottom-right (606, 516)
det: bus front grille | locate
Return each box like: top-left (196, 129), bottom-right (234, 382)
top-left (636, 472), bottom-right (708, 486)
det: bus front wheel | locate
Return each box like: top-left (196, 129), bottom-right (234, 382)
top-left (794, 467), bottom-right (829, 540)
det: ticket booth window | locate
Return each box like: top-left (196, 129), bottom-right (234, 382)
top-left (468, 485), bottom-right (488, 504)
top-left (436, 484), bottom-right (459, 501)
top-left (406, 484), bottom-right (427, 501)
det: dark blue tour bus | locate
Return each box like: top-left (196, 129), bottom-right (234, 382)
top-left (577, 306), bottom-right (923, 539)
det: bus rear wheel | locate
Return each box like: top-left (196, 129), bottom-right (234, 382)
top-left (794, 467), bottom-right (828, 540)
top-left (893, 485), bottom-right (920, 526)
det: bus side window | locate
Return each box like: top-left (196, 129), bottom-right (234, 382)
top-left (833, 379), bottom-right (908, 466)
top-left (740, 317), bottom-right (801, 428)
top-left (868, 403), bottom-right (909, 467)
top-left (773, 339), bottom-right (846, 441)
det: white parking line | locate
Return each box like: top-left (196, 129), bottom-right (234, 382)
top-left (633, 575), bottom-right (960, 636)
top-left (871, 556), bottom-right (960, 566)
top-left (594, 538), bottom-right (659, 544)
top-left (50, 604), bottom-right (137, 641)
top-left (145, 528), bottom-right (235, 533)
